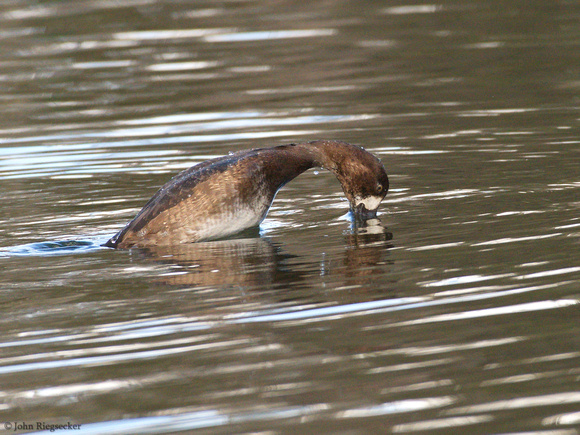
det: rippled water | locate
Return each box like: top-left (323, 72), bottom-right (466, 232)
top-left (1, 1), bottom-right (579, 433)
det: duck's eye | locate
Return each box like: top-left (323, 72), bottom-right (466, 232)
top-left (376, 183), bottom-right (384, 193)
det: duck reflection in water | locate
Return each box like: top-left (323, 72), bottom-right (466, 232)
top-left (132, 232), bottom-right (282, 287)
top-left (133, 221), bottom-right (393, 288)
top-left (344, 218), bottom-right (394, 280)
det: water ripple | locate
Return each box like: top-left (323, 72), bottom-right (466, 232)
top-left (228, 297), bottom-right (424, 323)
top-left (447, 392), bottom-right (580, 414)
top-left (392, 415), bottom-right (494, 433)
top-left (337, 396), bottom-right (456, 418)
top-left (113, 28), bottom-right (232, 41)
top-left (0, 339), bottom-right (248, 375)
top-left (0, 1), bottom-right (578, 432)
top-left (393, 300), bottom-right (578, 326)
top-left (203, 29), bottom-right (337, 43)
top-left (57, 404), bottom-right (330, 435)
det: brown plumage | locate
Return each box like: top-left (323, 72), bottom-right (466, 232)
top-left (104, 140), bottom-right (389, 248)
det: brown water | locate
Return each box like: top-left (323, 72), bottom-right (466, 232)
top-left (1, 1), bottom-right (579, 434)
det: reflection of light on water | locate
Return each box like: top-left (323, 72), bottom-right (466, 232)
top-left (258, 219), bottom-right (286, 234)
top-left (99, 115), bottom-right (373, 138)
top-left (422, 129), bottom-right (482, 139)
top-left (458, 108), bottom-right (539, 117)
top-left (1, 111), bottom-right (362, 145)
top-left (113, 28), bottom-right (231, 40)
top-left (0, 0), bottom-right (576, 431)
top-left (337, 396), bottom-right (455, 418)
top-left (0, 131), bottom-right (318, 179)
top-left (0, 339), bottom-right (246, 375)
top-left (367, 358), bottom-right (455, 374)
top-left (447, 392), bottom-right (580, 414)
top-left (363, 283), bottom-right (575, 331)
top-left (75, 404), bottom-right (329, 434)
top-left (464, 41), bottom-right (505, 49)
top-left (246, 85), bottom-right (358, 94)
top-left (0, 110), bottom-right (386, 179)
top-left (227, 297), bottom-right (425, 323)
top-left (72, 60), bottom-right (134, 69)
top-left (472, 233), bottom-right (561, 246)
top-left (515, 266), bottom-right (580, 280)
top-left (433, 285), bottom-right (514, 297)
top-left (228, 65), bottom-right (271, 73)
top-left (392, 415), bottom-right (494, 433)
top-left (394, 300), bottom-right (578, 326)
top-left (146, 61), bottom-right (220, 71)
top-left (367, 337), bottom-right (525, 358)
top-left (116, 111), bottom-right (265, 125)
top-left (409, 242), bottom-right (465, 251)
top-left (0, 149), bottom-right (179, 174)
top-left (14, 379), bottom-right (138, 399)
top-left (543, 411), bottom-right (580, 426)
top-left (555, 222), bottom-right (580, 229)
top-left (203, 29), bottom-right (337, 42)
top-left (114, 28), bottom-right (337, 43)
top-left (383, 5), bottom-right (442, 15)
top-left (70, 410), bottom-right (229, 433)
top-left (481, 361), bottom-right (580, 386)
top-left (385, 189), bottom-right (480, 204)
top-left (421, 274), bottom-right (515, 287)
top-left (495, 210), bottom-right (544, 216)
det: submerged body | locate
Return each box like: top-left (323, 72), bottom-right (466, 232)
top-left (104, 140), bottom-right (389, 248)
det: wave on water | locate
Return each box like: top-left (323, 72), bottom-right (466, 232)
top-left (0, 237), bottom-right (109, 257)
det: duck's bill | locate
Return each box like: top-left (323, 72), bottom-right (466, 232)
top-left (353, 203), bottom-right (378, 221)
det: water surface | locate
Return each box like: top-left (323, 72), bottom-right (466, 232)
top-left (1, 0), bottom-right (579, 433)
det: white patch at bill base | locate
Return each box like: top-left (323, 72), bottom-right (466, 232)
top-left (354, 195), bottom-right (383, 211)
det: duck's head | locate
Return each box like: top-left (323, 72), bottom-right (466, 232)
top-left (313, 140), bottom-right (389, 221)
top-left (345, 159), bottom-right (389, 221)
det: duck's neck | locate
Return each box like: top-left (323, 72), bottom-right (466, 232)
top-left (297, 140), bottom-right (347, 172)
top-left (264, 140), bottom-right (351, 188)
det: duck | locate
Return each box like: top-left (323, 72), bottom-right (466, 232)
top-left (104, 140), bottom-right (389, 248)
